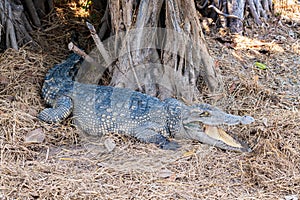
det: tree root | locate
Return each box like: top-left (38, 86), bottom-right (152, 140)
top-left (196, 0), bottom-right (273, 33)
top-left (247, 0), bottom-right (271, 25)
top-left (208, 5), bottom-right (242, 20)
top-left (77, 0), bottom-right (223, 101)
top-left (0, 0), bottom-right (52, 50)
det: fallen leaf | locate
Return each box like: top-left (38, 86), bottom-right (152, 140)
top-left (28, 108), bottom-right (38, 116)
top-left (229, 82), bottom-right (237, 94)
top-left (24, 128), bottom-right (45, 144)
top-left (183, 149), bottom-right (195, 157)
top-left (254, 61), bottom-right (267, 70)
top-left (0, 75), bottom-right (9, 85)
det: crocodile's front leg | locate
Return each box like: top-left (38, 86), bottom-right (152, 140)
top-left (134, 125), bottom-right (179, 150)
top-left (38, 96), bottom-right (73, 123)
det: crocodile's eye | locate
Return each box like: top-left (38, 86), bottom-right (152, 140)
top-left (200, 111), bottom-right (210, 117)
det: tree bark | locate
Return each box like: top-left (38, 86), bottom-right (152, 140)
top-left (23, 0), bottom-right (41, 27)
top-left (196, 0), bottom-right (273, 33)
top-left (77, 0), bottom-right (223, 102)
top-left (227, 0), bottom-right (246, 33)
top-left (0, 0), bottom-right (53, 51)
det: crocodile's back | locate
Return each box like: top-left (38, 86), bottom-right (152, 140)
top-left (71, 83), bottom-right (169, 136)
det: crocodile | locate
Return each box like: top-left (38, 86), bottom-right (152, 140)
top-left (38, 53), bottom-right (255, 152)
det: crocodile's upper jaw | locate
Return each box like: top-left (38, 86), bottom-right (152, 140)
top-left (181, 104), bottom-right (254, 152)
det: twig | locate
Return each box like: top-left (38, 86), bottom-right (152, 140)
top-left (86, 21), bottom-right (112, 65)
top-left (69, 42), bottom-right (108, 84)
top-left (208, 5), bottom-right (243, 20)
top-left (68, 42), bottom-right (95, 64)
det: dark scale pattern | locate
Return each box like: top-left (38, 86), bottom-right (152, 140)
top-left (69, 83), bottom-right (175, 147)
top-left (164, 98), bottom-right (184, 135)
top-left (129, 93), bottom-right (149, 117)
top-left (41, 53), bottom-right (81, 106)
top-left (95, 86), bottom-right (113, 112)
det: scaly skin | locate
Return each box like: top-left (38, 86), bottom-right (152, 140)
top-left (38, 54), bottom-right (255, 152)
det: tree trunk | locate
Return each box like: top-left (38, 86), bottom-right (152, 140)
top-left (196, 0), bottom-right (273, 34)
top-left (78, 0), bottom-right (223, 102)
top-left (0, 0), bottom-right (53, 51)
top-left (0, 0), bottom-right (277, 99)
top-left (227, 0), bottom-right (246, 33)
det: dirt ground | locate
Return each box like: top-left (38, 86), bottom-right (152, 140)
top-left (0, 2), bottom-right (300, 200)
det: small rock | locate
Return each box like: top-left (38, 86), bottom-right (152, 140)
top-left (288, 30), bottom-right (295, 38)
top-left (262, 117), bottom-right (268, 127)
top-left (24, 128), bottom-right (45, 144)
top-left (157, 169), bottom-right (173, 178)
top-left (284, 195), bottom-right (298, 200)
top-left (104, 138), bottom-right (116, 152)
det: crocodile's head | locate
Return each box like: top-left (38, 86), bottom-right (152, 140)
top-left (41, 54), bottom-right (81, 106)
top-left (181, 104), bottom-right (254, 152)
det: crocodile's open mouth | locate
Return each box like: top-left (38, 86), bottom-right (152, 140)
top-left (203, 125), bottom-right (251, 152)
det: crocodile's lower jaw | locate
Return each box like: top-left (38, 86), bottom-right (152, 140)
top-left (203, 125), bottom-right (250, 152)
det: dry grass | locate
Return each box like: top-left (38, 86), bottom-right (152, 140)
top-left (1, 3), bottom-right (300, 200)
